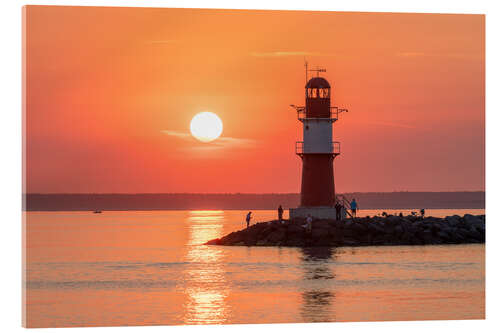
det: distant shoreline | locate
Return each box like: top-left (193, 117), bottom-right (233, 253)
top-left (24, 192), bottom-right (485, 212)
top-left (23, 206), bottom-right (486, 212)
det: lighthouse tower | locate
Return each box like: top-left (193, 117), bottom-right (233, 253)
top-left (289, 65), bottom-right (348, 220)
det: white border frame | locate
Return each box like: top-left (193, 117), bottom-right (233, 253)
top-left (2, 1), bottom-right (498, 332)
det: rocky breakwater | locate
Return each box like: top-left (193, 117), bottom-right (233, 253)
top-left (206, 214), bottom-right (485, 247)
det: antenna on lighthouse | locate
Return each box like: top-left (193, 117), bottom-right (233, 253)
top-left (305, 61), bottom-right (327, 81)
top-left (304, 59), bottom-right (308, 85)
top-left (308, 66), bottom-right (326, 77)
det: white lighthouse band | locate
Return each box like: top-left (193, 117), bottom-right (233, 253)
top-left (301, 119), bottom-right (336, 154)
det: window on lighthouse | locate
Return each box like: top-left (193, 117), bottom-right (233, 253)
top-left (307, 88), bottom-right (330, 98)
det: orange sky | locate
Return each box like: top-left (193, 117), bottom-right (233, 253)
top-left (24, 6), bottom-right (485, 193)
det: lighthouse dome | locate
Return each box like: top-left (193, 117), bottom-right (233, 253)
top-left (305, 77), bottom-right (330, 89)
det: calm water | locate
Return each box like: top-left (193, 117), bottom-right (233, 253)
top-left (24, 209), bottom-right (485, 327)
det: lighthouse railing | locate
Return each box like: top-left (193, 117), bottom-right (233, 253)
top-left (330, 107), bottom-right (339, 120)
top-left (295, 141), bottom-right (304, 154)
top-left (295, 141), bottom-right (341, 155)
top-left (297, 107), bottom-right (345, 121)
top-left (332, 141), bottom-right (341, 155)
top-left (335, 194), bottom-right (354, 218)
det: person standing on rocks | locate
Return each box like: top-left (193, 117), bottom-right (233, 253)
top-left (350, 199), bottom-right (358, 218)
top-left (420, 208), bottom-right (425, 218)
top-left (278, 205), bottom-right (284, 223)
top-left (335, 202), bottom-right (343, 221)
top-left (306, 214), bottom-right (313, 233)
top-left (246, 211), bottom-right (252, 228)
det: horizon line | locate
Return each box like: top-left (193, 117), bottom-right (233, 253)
top-left (24, 191), bottom-right (486, 195)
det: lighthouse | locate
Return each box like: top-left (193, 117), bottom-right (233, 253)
top-left (289, 65), bottom-right (348, 220)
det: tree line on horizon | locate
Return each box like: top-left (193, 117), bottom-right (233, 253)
top-left (24, 192), bottom-right (485, 211)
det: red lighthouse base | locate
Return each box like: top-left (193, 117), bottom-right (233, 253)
top-left (300, 154), bottom-right (335, 207)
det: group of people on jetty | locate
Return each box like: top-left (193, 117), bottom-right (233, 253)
top-left (244, 199), bottom-right (427, 229)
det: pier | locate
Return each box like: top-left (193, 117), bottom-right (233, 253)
top-left (206, 214), bottom-right (485, 247)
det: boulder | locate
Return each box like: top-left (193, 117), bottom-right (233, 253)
top-left (400, 232), bottom-right (413, 244)
top-left (417, 230), bottom-right (434, 244)
top-left (311, 227), bottom-right (329, 240)
top-left (412, 221), bottom-right (423, 230)
top-left (220, 231), bottom-right (244, 245)
top-left (367, 222), bottom-right (385, 234)
top-left (332, 220), bottom-right (343, 229)
top-left (265, 228), bottom-right (286, 244)
top-left (353, 222), bottom-right (367, 232)
top-left (445, 215), bottom-right (462, 227)
top-left (285, 234), bottom-right (306, 247)
top-left (313, 220), bottom-right (331, 229)
top-left (466, 228), bottom-right (483, 241)
top-left (436, 230), bottom-right (452, 243)
top-left (342, 227), bottom-right (359, 239)
top-left (206, 238), bottom-right (221, 245)
top-left (394, 225), bottom-right (404, 235)
top-left (342, 238), bottom-right (359, 246)
top-left (464, 214), bottom-right (480, 225)
top-left (287, 223), bottom-right (305, 235)
top-left (386, 215), bottom-right (402, 226)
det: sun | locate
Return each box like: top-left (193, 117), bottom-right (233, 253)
top-left (190, 112), bottom-right (223, 142)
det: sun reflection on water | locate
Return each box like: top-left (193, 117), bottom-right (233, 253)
top-left (182, 211), bottom-right (230, 324)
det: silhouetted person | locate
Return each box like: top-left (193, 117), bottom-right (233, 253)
top-left (305, 214), bottom-right (313, 233)
top-left (399, 212), bottom-right (403, 218)
top-left (350, 199), bottom-right (358, 218)
top-left (278, 205), bottom-right (284, 223)
top-left (335, 202), bottom-right (343, 221)
top-left (246, 211), bottom-right (252, 228)
top-left (420, 208), bottom-right (425, 218)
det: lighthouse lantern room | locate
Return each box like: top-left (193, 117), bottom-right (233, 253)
top-left (289, 64), bottom-right (348, 220)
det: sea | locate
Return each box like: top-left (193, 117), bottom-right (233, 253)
top-left (24, 209), bottom-right (485, 327)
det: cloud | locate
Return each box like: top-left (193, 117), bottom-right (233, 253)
top-left (251, 51), bottom-right (336, 58)
top-left (146, 40), bottom-right (178, 45)
top-left (191, 137), bottom-right (257, 151)
top-left (396, 51), bottom-right (479, 60)
top-left (368, 121), bottom-right (417, 129)
top-left (161, 130), bottom-right (191, 138)
top-left (162, 130), bottom-right (257, 151)
top-left (396, 52), bottom-right (427, 58)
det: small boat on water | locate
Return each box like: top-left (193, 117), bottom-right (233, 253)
top-left (93, 210), bottom-right (102, 214)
